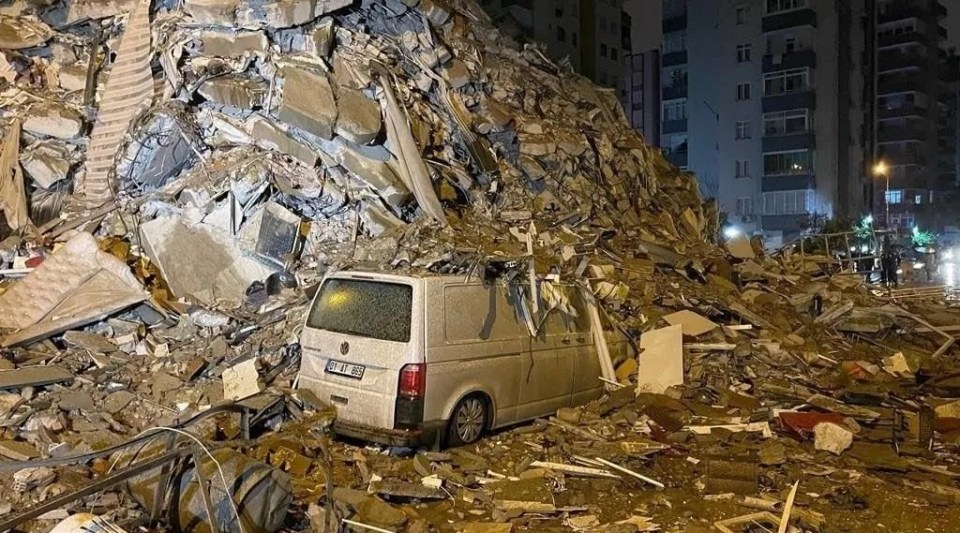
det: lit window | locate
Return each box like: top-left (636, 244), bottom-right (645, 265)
top-left (763, 150), bottom-right (812, 175)
top-left (663, 99), bottom-right (688, 121)
top-left (915, 194), bottom-right (922, 204)
top-left (886, 189), bottom-right (904, 204)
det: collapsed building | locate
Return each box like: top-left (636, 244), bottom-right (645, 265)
top-left (1, 1), bottom-right (960, 533)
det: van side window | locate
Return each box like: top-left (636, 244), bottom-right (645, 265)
top-left (444, 285), bottom-right (524, 342)
top-left (568, 288), bottom-right (592, 333)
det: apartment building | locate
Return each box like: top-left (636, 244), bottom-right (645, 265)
top-left (662, 0), bottom-right (871, 246)
top-left (873, 0), bottom-right (954, 229)
top-left (622, 49), bottom-right (662, 144)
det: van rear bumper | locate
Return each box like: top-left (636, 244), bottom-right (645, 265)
top-left (333, 419), bottom-right (446, 448)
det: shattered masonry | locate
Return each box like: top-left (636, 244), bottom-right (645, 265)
top-left (0, 1), bottom-right (959, 533)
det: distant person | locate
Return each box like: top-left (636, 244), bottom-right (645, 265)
top-left (881, 236), bottom-right (899, 288)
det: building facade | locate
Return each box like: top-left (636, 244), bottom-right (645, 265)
top-left (479, 0), bottom-right (631, 90)
top-left (662, 0), bottom-right (872, 246)
top-left (873, 0), bottom-right (954, 230)
top-left (622, 49), bottom-right (662, 145)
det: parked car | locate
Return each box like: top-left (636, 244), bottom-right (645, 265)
top-left (297, 270), bottom-right (627, 448)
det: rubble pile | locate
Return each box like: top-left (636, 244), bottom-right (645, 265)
top-left (0, 1), bottom-right (959, 532)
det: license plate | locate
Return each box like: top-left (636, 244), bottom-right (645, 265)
top-left (325, 360), bottom-right (365, 379)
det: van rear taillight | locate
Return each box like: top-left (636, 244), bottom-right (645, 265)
top-left (395, 363), bottom-right (426, 430)
top-left (398, 363), bottom-right (426, 399)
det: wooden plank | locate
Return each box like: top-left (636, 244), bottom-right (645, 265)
top-left (777, 481), bottom-right (799, 533)
top-left (0, 366), bottom-right (74, 391)
top-left (592, 457), bottom-right (664, 488)
top-left (529, 461), bottom-right (620, 479)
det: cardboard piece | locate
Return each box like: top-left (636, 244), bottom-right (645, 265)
top-left (662, 310), bottom-right (719, 337)
top-left (636, 325), bottom-right (683, 394)
top-left (222, 358), bottom-right (262, 401)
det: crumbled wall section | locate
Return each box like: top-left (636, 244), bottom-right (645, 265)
top-left (75, 0), bottom-right (154, 207)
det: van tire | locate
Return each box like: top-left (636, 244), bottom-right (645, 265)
top-left (446, 394), bottom-right (488, 447)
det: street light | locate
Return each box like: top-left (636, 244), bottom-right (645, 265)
top-left (873, 161), bottom-right (889, 227)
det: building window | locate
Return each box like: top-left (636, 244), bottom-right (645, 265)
top-left (915, 193), bottom-right (923, 204)
top-left (736, 160), bottom-right (750, 178)
top-left (737, 82), bottom-right (752, 101)
top-left (762, 189), bottom-right (814, 215)
top-left (601, 43), bottom-right (608, 58)
top-left (763, 68), bottom-right (809, 96)
top-left (662, 133), bottom-right (688, 154)
top-left (664, 30), bottom-right (687, 53)
top-left (663, 99), bottom-right (688, 121)
top-left (766, 0), bottom-right (806, 15)
top-left (663, 66), bottom-right (688, 91)
top-left (763, 150), bottom-right (812, 175)
top-left (612, 48), bottom-right (618, 60)
top-left (736, 196), bottom-right (754, 215)
top-left (572, 32), bottom-right (578, 45)
top-left (736, 120), bottom-right (752, 139)
top-left (555, 7), bottom-right (563, 17)
top-left (736, 6), bottom-right (749, 25)
top-left (663, 0), bottom-right (687, 18)
top-left (737, 44), bottom-right (752, 63)
top-left (763, 109), bottom-right (809, 136)
top-left (557, 26), bottom-right (566, 42)
top-left (886, 189), bottom-right (904, 204)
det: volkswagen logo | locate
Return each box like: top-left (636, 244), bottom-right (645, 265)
top-left (339, 341), bottom-right (350, 356)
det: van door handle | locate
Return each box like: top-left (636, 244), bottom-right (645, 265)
top-left (561, 338), bottom-right (571, 344)
top-left (576, 337), bottom-right (586, 343)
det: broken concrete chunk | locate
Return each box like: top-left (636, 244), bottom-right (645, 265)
top-left (20, 142), bottom-right (72, 189)
top-left (359, 199), bottom-right (406, 236)
top-left (63, 331), bottom-right (117, 354)
top-left (222, 358), bottom-right (262, 401)
top-left (335, 87), bottom-right (381, 145)
top-left (23, 104), bottom-right (83, 140)
top-left (636, 325), bottom-right (683, 394)
top-left (278, 66), bottom-right (337, 140)
top-left (200, 30), bottom-right (268, 56)
top-left (56, 63), bottom-right (88, 92)
top-left (198, 74), bottom-right (268, 109)
top-left (355, 497), bottom-right (408, 529)
top-left (443, 59), bottom-right (471, 89)
top-left (814, 422), bottom-right (854, 455)
top-left (0, 15), bottom-right (52, 49)
top-left (57, 391), bottom-right (95, 412)
top-left (246, 115), bottom-right (319, 167)
top-left (662, 310), bottom-right (719, 337)
top-left (0, 440), bottom-right (40, 461)
top-left (139, 215), bottom-right (275, 306)
top-left (338, 146), bottom-right (410, 208)
top-left (311, 17), bottom-right (335, 57)
top-left (103, 390), bottom-right (136, 414)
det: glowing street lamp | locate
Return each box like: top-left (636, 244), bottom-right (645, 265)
top-left (873, 161), bottom-right (890, 227)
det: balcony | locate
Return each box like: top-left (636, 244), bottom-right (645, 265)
top-left (662, 14), bottom-right (687, 33)
top-left (662, 119), bottom-right (688, 134)
top-left (663, 84), bottom-right (687, 100)
top-left (762, 49), bottom-right (817, 73)
top-left (761, 174), bottom-right (815, 192)
top-left (878, 52), bottom-right (927, 72)
top-left (878, 74), bottom-right (929, 94)
top-left (880, 1), bottom-right (935, 23)
top-left (762, 8), bottom-right (816, 32)
top-left (762, 90), bottom-right (816, 113)
top-left (878, 31), bottom-right (928, 47)
top-left (762, 133), bottom-right (816, 153)
top-left (881, 151), bottom-right (927, 166)
top-left (665, 150), bottom-right (688, 167)
top-left (662, 50), bottom-right (687, 67)
top-left (878, 104), bottom-right (928, 119)
top-left (878, 125), bottom-right (928, 142)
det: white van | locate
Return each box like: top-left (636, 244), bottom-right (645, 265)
top-left (297, 270), bottom-right (624, 447)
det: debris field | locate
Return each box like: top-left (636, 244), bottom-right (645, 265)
top-left (1, 1), bottom-right (960, 533)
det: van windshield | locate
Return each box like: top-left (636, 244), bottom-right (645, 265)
top-left (307, 279), bottom-right (413, 342)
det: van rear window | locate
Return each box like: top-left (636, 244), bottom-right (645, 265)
top-left (307, 279), bottom-right (412, 342)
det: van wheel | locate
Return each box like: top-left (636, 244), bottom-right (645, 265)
top-left (447, 395), bottom-right (487, 446)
